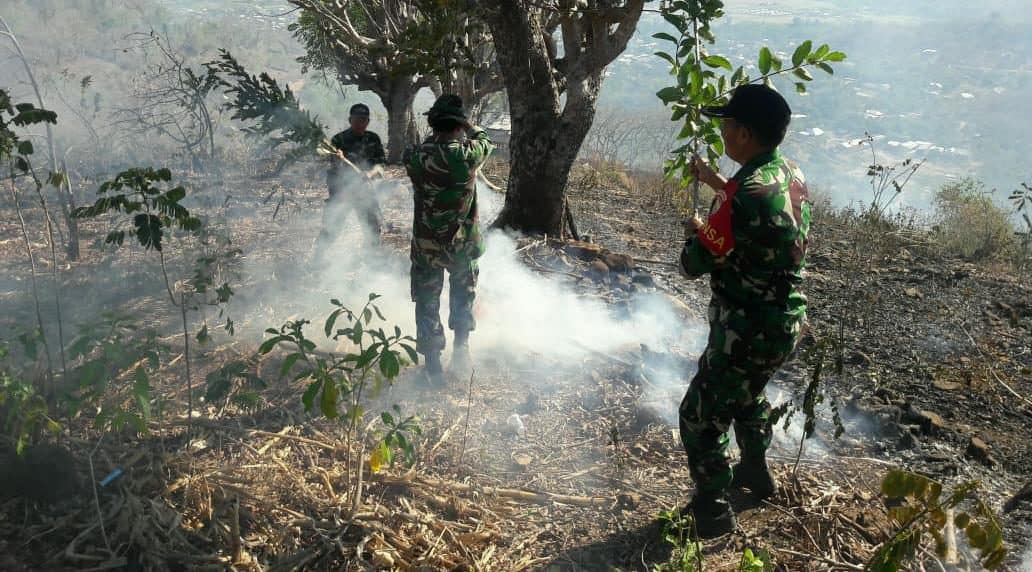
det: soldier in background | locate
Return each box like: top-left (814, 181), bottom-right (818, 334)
top-left (315, 103), bottom-right (386, 260)
top-left (404, 94), bottom-right (494, 385)
top-left (678, 84), bottom-right (811, 537)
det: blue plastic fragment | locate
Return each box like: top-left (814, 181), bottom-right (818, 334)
top-left (99, 468), bottom-right (124, 487)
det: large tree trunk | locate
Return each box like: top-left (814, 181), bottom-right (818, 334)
top-left (485, 4), bottom-right (603, 235)
top-left (379, 79), bottom-right (419, 163)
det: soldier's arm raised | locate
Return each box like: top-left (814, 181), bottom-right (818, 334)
top-left (460, 125), bottom-right (495, 170)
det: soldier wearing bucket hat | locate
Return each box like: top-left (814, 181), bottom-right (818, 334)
top-left (405, 94), bottom-right (494, 385)
top-left (676, 83), bottom-right (811, 537)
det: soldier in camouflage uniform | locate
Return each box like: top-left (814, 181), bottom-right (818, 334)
top-left (677, 84), bottom-right (810, 537)
top-left (405, 94), bottom-right (494, 384)
top-left (316, 103), bottom-right (386, 258)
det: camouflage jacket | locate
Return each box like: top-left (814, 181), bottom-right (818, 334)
top-left (405, 127), bottom-right (494, 262)
top-left (680, 149), bottom-right (810, 321)
top-left (330, 128), bottom-right (386, 170)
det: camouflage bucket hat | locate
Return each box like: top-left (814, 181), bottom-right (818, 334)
top-left (426, 94), bottom-right (467, 123)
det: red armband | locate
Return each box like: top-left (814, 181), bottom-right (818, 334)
top-left (696, 179), bottom-right (738, 256)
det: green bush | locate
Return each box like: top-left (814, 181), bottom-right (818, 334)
top-left (932, 178), bottom-right (1017, 262)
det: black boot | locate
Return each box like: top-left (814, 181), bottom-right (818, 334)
top-left (686, 493), bottom-right (737, 539)
top-left (452, 330), bottom-right (471, 373)
top-left (731, 455), bottom-right (777, 500)
top-left (423, 352), bottom-right (445, 386)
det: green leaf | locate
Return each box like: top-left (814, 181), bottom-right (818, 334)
top-left (133, 367), bottom-right (151, 420)
top-left (656, 86), bottom-right (682, 104)
top-left (795, 82), bottom-right (807, 94)
top-left (280, 353), bottom-right (301, 378)
top-left (302, 380), bottom-right (321, 412)
top-left (653, 32), bottom-right (678, 43)
top-left (196, 324), bottom-right (210, 344)
top-left (258, 335), bottom-right (291, 355)
top-left (881, 469), bottom-right (908, 498)
top-left (133, 213), bottom-right (164, 251)
top-left (401, 343), bottom-right (418, 365)
top-left (702, 55), bottom-right (733, 70)
top-left (792, 40), bottom-right (812, 67)
top-left (105, 230), bottom-right (126, 246)
top-left (47, 171), bottom-right (66, 188)
top-left (689, 67), bottom-right (703, 98)
top-left (812, 43), bottom-right (830, 59)
top-left (320, 380), bottom-right (339, 419)
top-left (324, 308), bottom-right (344, 338)
top-left (655, 51), bottom-right (677, 67)
top-left (825, 51), bottom-right (847, 62)
top-left (381, 411), bottom-right (394, 426)
top-left (758, 47), bottom-right (773, 75)
top-left (816, 62), bottom-right (834, 75)
top-left (16, 141), bottom-right (33, 155)
top-left (953, 512), bottom-right (971, 529)
top-left (379, 350), bottom-right (400, 379)
top-left (793, 68), bottom-right (814, 81)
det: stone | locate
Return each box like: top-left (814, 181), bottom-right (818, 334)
top-left (932, 379), bottom-right (963, 391)
top-left (589, 259), bottom-right (610, 281)
top-left (631, 272), bottom-right (656, 288)
top-left (564, 240), bottom-right (605, 261)
top-left (1003, 480), bottom-right (1032, 513)
top-left (897, 427), bottom-right (919, 449)
top-left (906, 407), bottom-right (947, 435)
top-left (603, 252), bottom-right (635, 273)
top-left (964, 436), bottom-right (995, 467)
top-left (848, 351), bottom-right (873, 367)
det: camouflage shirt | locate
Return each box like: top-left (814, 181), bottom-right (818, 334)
top-left (405, 127), bottom-right (494, 261)
top-left (680, 149), bottom-right (810, 319)
top-left (330, 128), bottom-right (386, 170)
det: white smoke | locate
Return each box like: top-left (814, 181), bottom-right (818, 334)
top-left (1021, 535), bottom-right (1032, 572)
top-left (229, 173), bottom-right (825, 457)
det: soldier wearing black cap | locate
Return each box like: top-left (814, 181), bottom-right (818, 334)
top-left (316, 103), bottom-right (387, 257)
top-left (676, 83), bottom-right (811, 537)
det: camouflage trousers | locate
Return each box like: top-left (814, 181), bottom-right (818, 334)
top-left (679, 298), bottom-right (803, 496)
top-left (410, 250), bottom-right (479, 355)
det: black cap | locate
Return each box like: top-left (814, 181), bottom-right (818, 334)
top-left (701, 84), bottom-right (791, 146)
top-left (349, 103), bottom-right (370, 117)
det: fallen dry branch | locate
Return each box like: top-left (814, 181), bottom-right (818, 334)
top-left (374, 473), bottom-right (614, 507)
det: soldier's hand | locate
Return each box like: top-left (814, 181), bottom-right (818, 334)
top-left (335, 149), bottom-right (346, 161)
top-left (690, 154), bottom-right (727, 190)
top-left (684, 214), bottom-right (705, 240)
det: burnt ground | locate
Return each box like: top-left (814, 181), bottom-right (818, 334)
top-left (0, 162), bottom-right (1029, 571)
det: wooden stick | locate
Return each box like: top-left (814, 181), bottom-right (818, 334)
top-left (943, 508), bottom-right (958, 565)
top-left (374, 474), bottom-right (613, 507)
top-left (257, 425), bottom-right (294, 455)
top-left (635, 257), bottom-right (679, 267)
top-left (171, 419), bottom-right (339, 452)
top-left (769, 547), bottom-right (864, 570)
